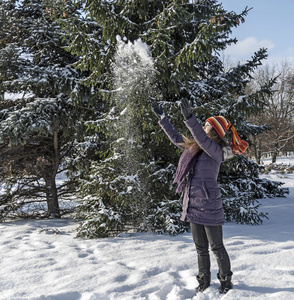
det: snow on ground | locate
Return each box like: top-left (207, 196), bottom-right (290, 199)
top-left (1, 158), bottom-right (294, 300)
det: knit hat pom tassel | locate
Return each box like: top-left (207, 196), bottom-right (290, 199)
top-left (206, 116), bottom-right (249, 155)
top-left (230, 126), bottom-right (249, 155)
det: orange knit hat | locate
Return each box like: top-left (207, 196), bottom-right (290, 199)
top-left (206, 116), bottom-right (249, 155)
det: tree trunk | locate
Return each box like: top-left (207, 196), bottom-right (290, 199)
top-left (257, 137), bottom-right (262, 164)
top-left (45, 116), bottom-right (61, 218)
top-left (272, 152), bottom-right (278, 163)
top-left (45, 175), bottom-right (60, 218)
top-left (272, 143), bottom-right (279, 163)
top-left (252, 136), bottom-right (261, 164)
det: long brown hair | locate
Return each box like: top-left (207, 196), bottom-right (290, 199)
top-left (179, 128), bottom-right (227, 154)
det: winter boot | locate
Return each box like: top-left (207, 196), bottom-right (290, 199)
top-left (217, 271), bottom-right (233, 294)
top-left (195, 273), bottom-right (211, 293)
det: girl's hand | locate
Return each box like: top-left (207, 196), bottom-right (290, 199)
top-left (180, 98), bottom-right (192, 120)
top-left (152, 102), bottom-right (165, 119)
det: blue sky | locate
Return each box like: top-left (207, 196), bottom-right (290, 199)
top-left (220, 0), bottom-right (294, 65)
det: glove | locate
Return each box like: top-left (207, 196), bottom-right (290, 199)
top-left (180, 98), bottom-right (192, 120)
top-left (152, 102), bottom-right (165, 120)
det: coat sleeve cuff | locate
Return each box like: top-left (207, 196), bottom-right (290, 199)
top-left (159, 116), bottom-right (169, 126)
top-left (184, 115), bottom-right (199, 128)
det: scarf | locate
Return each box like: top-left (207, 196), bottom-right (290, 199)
top-left (173, 149), bottom-right (201, 193)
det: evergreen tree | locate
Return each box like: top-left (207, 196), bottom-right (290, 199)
top-left (55, 0), bottom-right (288, 237)
top-left (0, 0), bottom-right (90, 218)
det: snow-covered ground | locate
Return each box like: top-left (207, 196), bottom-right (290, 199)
top-left (1, 158), bottom-right (294, 300)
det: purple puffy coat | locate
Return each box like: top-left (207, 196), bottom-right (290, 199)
top-left (159, 115), bottom-right (224, 226)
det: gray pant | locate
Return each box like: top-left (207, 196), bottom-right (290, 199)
top-left (190, 223), bottom-right (231, 277)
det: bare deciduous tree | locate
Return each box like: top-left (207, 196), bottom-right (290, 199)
top-left (249, 61), bottom-right (294, 163)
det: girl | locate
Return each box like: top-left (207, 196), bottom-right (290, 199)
top-left (151, 99), bottom-right (248, 294)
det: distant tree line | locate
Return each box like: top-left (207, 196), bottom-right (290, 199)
top-left (247, 61), bottom-right (294, 163)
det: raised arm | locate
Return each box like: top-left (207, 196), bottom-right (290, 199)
top-left (184, 115), bottom-right (222, 160)
top-left (159, 117), bottom-right (184, 150)
top-left (152, 102), bottom-right (184, 150)
top-left (180, 99), bottom-right (222, 161)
